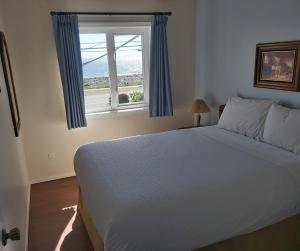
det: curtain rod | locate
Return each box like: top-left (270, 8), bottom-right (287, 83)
top-left (50, 11), bottom-right (172, 16)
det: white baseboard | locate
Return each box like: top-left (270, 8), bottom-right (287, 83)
top-left (30, 172), bottom-right (75, 184)
top-left (25, 184), bottom-right (31, 251)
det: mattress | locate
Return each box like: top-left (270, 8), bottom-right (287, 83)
top-left (74, 126), bottom-right (300, 251)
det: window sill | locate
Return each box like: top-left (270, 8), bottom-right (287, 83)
top-left (86, 106), bottom-right (148, 119)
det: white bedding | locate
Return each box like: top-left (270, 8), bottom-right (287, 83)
top-left (74, 126), bottom-right (300, 251)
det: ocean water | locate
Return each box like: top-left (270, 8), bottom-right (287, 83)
top-left (82, 60), bottom-right (109, 78)
top-left (82, 59), bottom-right (143, 78)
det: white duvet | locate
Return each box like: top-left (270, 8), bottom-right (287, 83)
top-left (74, 126), bottom-right (300, 251)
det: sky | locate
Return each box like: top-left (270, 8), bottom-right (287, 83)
top-left (80, 33), bottom-right (143, 77)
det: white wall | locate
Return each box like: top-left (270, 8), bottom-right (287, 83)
top-left (0, 0), bottom-right (29, 250)
top-left (196, 0), bottom-right (300, 124)
top-left (1, 0), bottom-right (196, 182)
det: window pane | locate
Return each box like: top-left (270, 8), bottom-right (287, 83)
top-left (114, 34), bottom-right (144, 105)
top-left (80, 33), bottom-right (111, 113)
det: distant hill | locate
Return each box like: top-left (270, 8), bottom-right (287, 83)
top-left (83, 74), bottom-right (143, 89)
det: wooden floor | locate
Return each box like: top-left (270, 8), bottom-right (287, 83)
top-left (28, 177), bottom-right (93, 251)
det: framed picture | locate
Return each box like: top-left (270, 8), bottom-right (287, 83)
top-left (254, 40), bottom-right (300, 91)
top-left (0, 32), bottom-right (21, 137)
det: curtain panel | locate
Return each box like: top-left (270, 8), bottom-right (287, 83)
top-left (149, 15), bottom-right (173, 117)
top-left (52, 15), bottom-right (87, 129)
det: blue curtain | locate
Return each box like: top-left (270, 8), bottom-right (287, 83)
top-left (149, 15), bottom-right (173, 117)
top-left (52, 15), bottom-right (87, 129)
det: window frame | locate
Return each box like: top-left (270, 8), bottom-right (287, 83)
top-left (79, 22), bottom-right (151, 114)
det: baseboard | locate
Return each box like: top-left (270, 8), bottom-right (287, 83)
top-left (25, 184), bottom-right (31, 251)
top-left (30, 172), bottom-right (75, 184)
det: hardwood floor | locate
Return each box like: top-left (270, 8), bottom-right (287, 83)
top-left (28, 177), bottom-right (93, 251)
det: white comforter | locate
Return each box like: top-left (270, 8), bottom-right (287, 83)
top-left (74, 126), bottom-right (300, 251)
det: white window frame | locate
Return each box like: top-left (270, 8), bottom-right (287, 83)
top-left (79, 22), bottom-right (151, 114)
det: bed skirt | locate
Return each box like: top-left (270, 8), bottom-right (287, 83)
top-left (78, 188), bottom-right (300, 251)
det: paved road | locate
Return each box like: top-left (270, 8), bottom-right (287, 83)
top-left (84, 86), bottom-right (143, 113)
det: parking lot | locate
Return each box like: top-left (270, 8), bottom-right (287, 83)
top-left (84, 86), bottom-right (143, 113)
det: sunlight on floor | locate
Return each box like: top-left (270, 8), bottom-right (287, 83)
top-left (55, 205), bottom-right (77, 251)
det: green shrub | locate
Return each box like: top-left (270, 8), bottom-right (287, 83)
top-left (130, 91), bottom-right (144, 102)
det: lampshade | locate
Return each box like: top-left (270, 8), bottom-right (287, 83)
top-left (191, 99), bottom-right (210, 113)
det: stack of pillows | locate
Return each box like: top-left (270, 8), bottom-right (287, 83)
top-left (217, 96), bottom-right (300, 155)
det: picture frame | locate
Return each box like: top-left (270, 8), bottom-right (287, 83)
top-left (0, 31), bottom-right (21, 137)
top-left (254, 40), bottom-right (300, 91)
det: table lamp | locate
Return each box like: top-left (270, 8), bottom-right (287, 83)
top-left (191, 99), bottom-right (210, 126)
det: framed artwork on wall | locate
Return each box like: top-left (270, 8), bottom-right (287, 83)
top-left (0, 31), bottom-right (21, 137)
top-left (254, 40), bottom-right (300, 91)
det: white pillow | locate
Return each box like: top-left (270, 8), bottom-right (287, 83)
top-left (263, 104), bottom-right (300, 154)
top-left (217, 96), bottom-right (277, 139)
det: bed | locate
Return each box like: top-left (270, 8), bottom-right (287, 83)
top-left (74, 125), bottom-right (300, 251)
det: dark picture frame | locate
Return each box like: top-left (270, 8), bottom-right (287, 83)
top-left (254, 40), bottom-right (300, 91)
top-left (0, 32), bottom-right (21, 137)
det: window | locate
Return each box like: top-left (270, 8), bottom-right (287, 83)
top-left (79, 23), bottom-right (151, 114)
